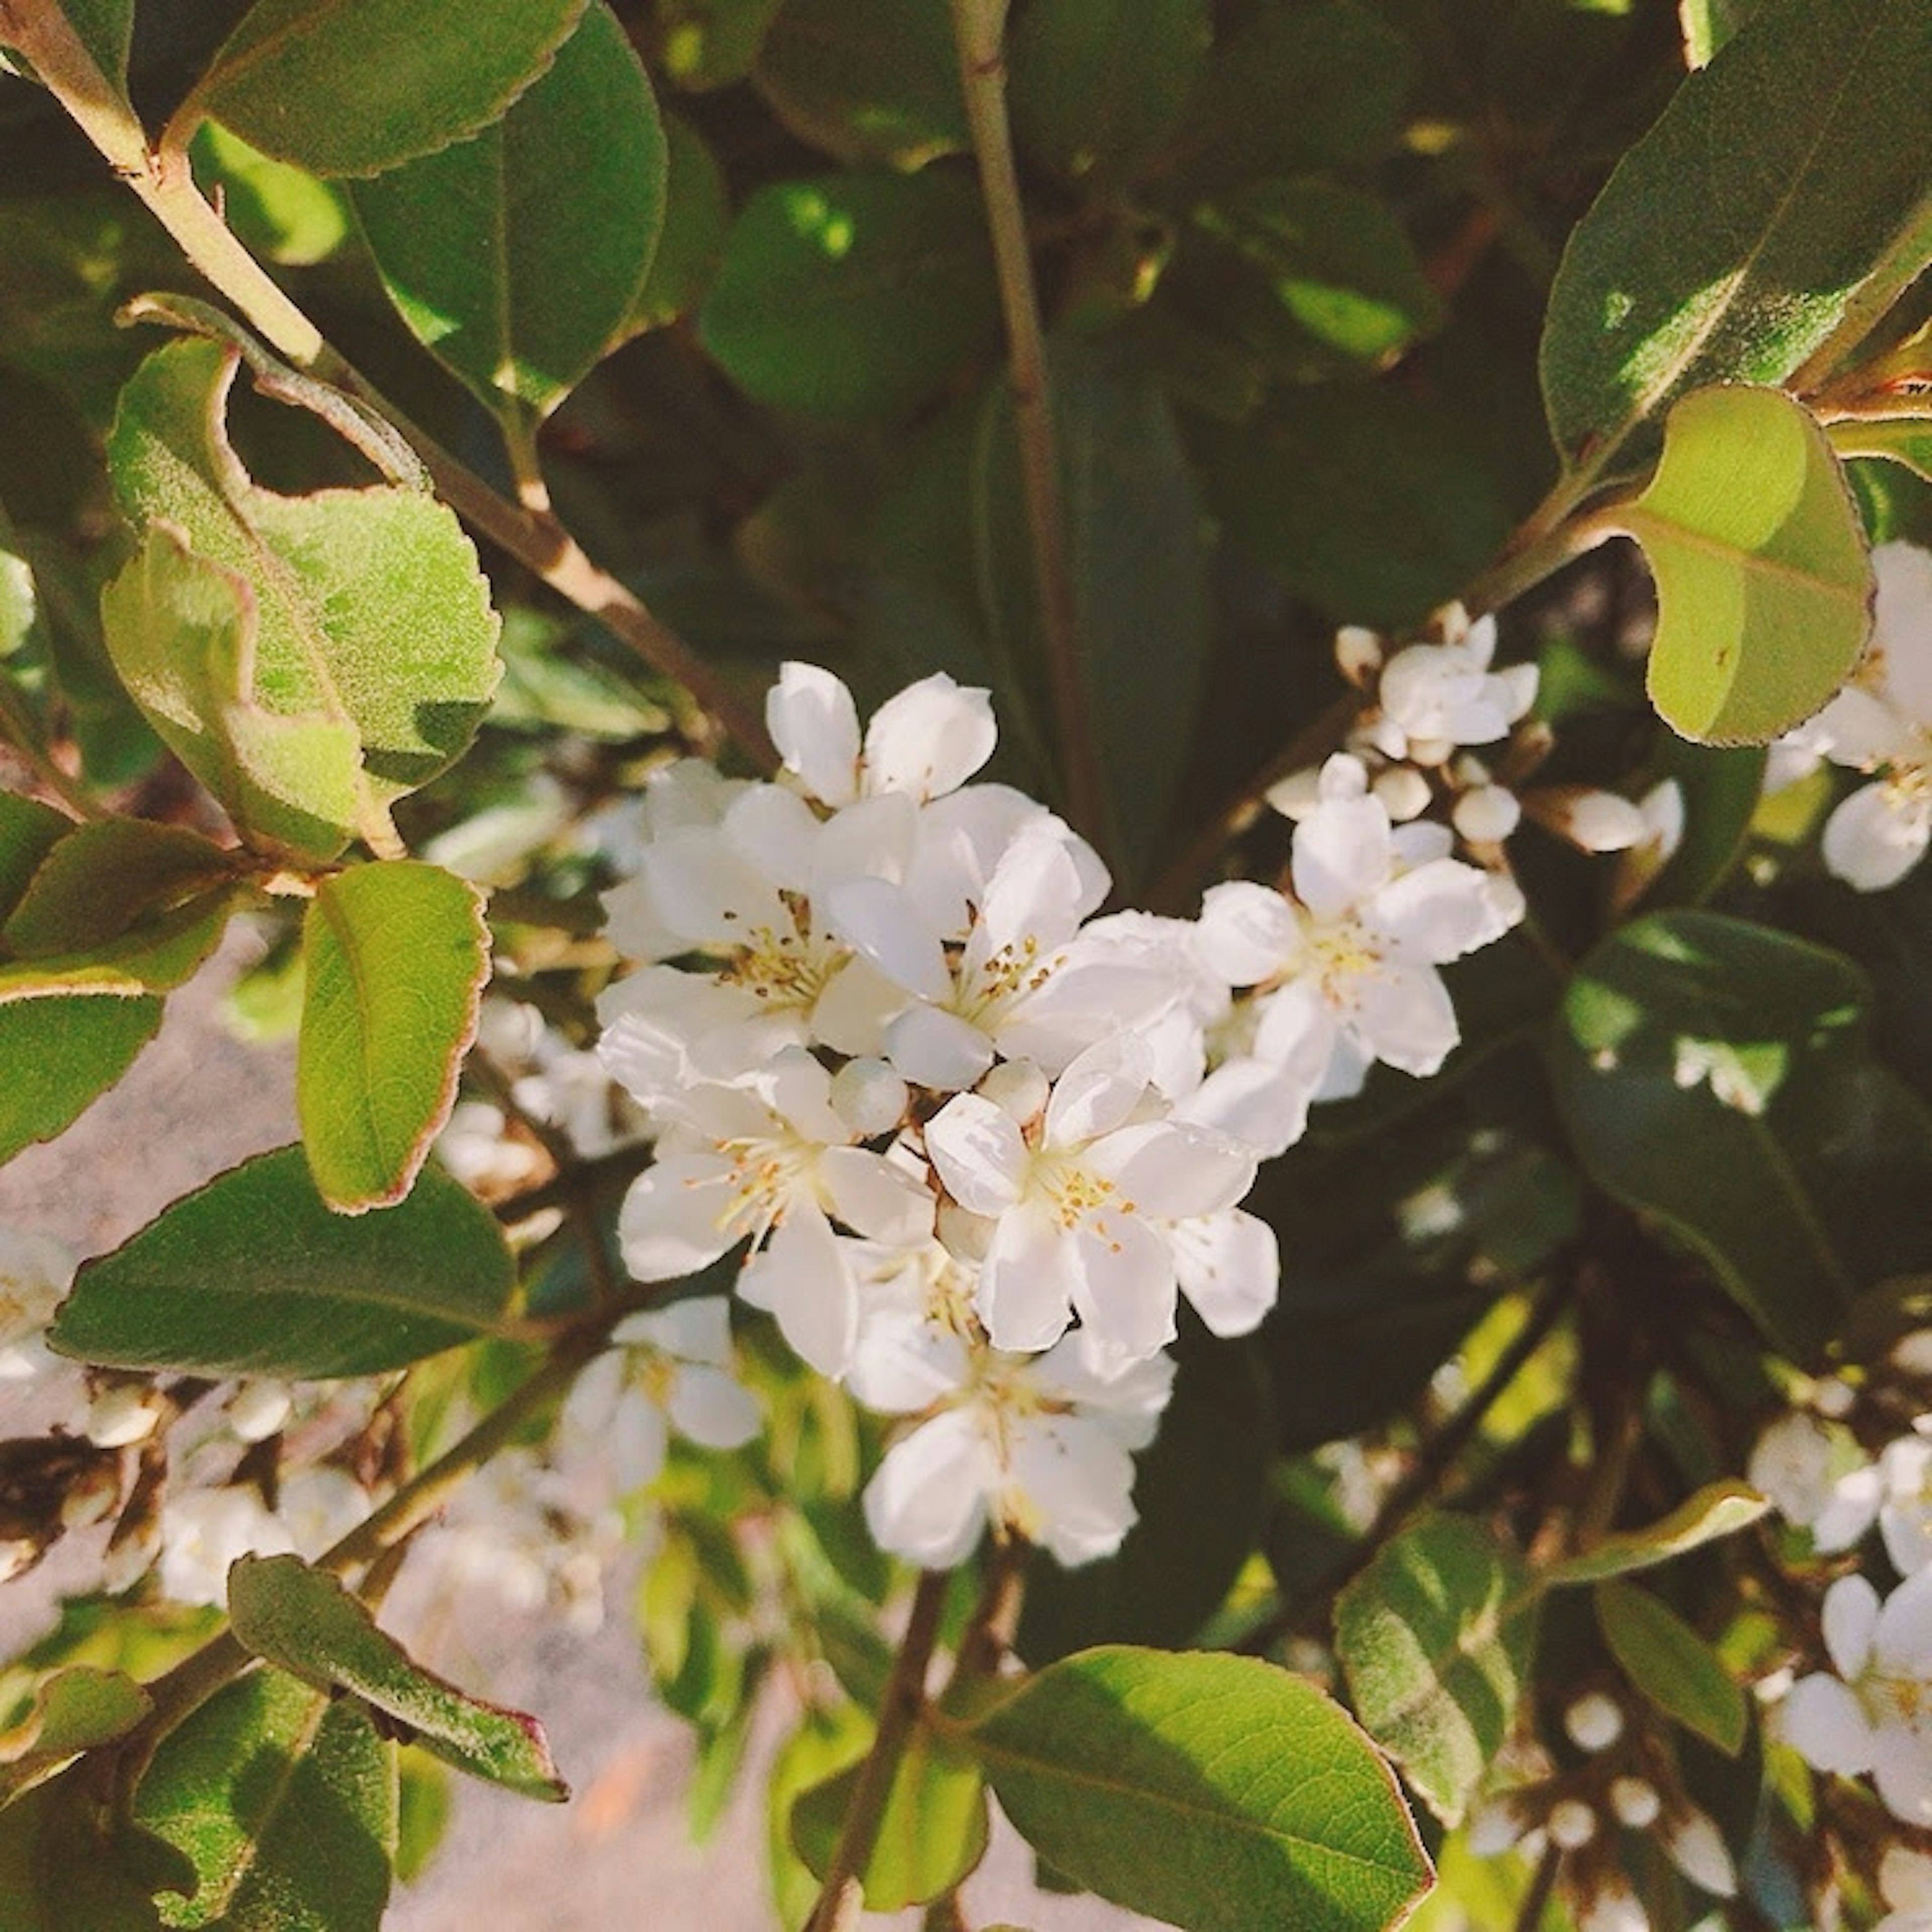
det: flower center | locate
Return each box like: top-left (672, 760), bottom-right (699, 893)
top-left (1304, 914), bottom-right (1386, 1007)
top-left (718, 890), bottom-right (845, 1011)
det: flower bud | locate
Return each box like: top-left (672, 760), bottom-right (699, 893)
top-left (1608, 1776), bottom-right (1660, 1828)
top-left (85, 1384), bottom-right (162, 1450)
top-left (1334, 625), bottom-right (1384, 685)
top-left (1453, 783), bottom-right (1522, 845)
top-left (227, 1379), bottom-right (294, 1444)
top-left (1530, 786), bottom-right (1646, 853)
top-left (1373, 767), bottom-right (1432, 822)
top-left (830, 1058), bottom-right (909, 1138)
top-left (1664, 1810), bottom-right (1736, 1897)
top-left (1547, 1797), bottom-right (1598, 1849)
top-left (1893, 1329), bottom-right (1932, 1377)
top-left (976, 1059), bottom-right (1049, 1125)
top-left (1263, 766), bottom-right (1323, 822)
top-left (1564, 1691), bottom-right (1625, 1753)
top-left (1810, 1376), bottom-right (1857, 1420)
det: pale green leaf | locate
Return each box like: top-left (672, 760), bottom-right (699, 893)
top-left (767, 1707), bottom-right (870, 1929)
top-left (1541, 0), bottom-right (1932, 476)
top-left (227, 1556), bottom-right (568, 1801)
top-left (49, 1145), bottom-right (518, 1378)
top-left (4, 820), bottom-right (234, 957)
top-left (0, 547), bottom-right (37, 658)
top-left (0, 1670), bottom-right (150, 1806)
top-left (0, 892), bottom-right (238, 1004)
top-left (182, 0), bottom-right (588, 177)
top-left (1543, 1482), bottom-right (1770, 1588)
top-left (1617, 385), bottom-right (1872, 744)
top-left (1595, 1579), bottom-right (1747, 1754)
top-left (1335, 1516), bottom-right (1539, 1827)
top-left (298, 860), bottom-right (489, 1213)
top-left (352, 3), bottom-right (667, 424)
top-left (960, 1646), bottom-right (1433, 1932)
top-left (133, 1668), bottom-right (394, 1931)
top-left (188, 124), bottom-right (349, 268)
top-left (1831, 416), bottom-right (1932, 485)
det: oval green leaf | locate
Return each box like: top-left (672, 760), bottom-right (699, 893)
top-left (0, 1669), bottom-right (151, 1806)
top-left (49, 1145), bottom-right (518, 1378)
top-left (298, 860), bottom-right (490, 1213)
top-left (351, 2), bottom-right (667, 426)
top-left (1619, 385), bottom-right (1872, 744)
top-left (1542, 1480), bottom-right (1770, 1588)
top-left (0, 995), bottom-right (162, 1164)
top-left (227, 1556), bottom-right (568, 1802)
top-left (4, 820), bottom-right (234, 957)
top-left (960, 1646), bottom-right (1432, 1932)
top-left (180, 0), bottom-right (587, 177)
top-left (1595, 1579), bottom-right (1747, 1755)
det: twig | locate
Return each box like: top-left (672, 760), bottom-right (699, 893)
top-left (1514, 1842), bottom-right (1561, 1932)
top-left (947, 0), bottom-right (1111, 863)
top-left (804, 1568), bottom-right (951, 1932)
top-left (2, 3), bottom-right (775, 770)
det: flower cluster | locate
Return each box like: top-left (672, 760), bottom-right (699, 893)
top-left (587, 661), bottom-right (1527, 1570)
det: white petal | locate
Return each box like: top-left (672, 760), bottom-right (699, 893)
top-left (1007, 1413), bottom-right (1138, 1565)
top-left (820, 1145), bottom-right (935, 1245)
top-left (862, 672), bottom-right (997, 800)
top-left (1097, 1121), bottom-right (1256, 1221)
top-left (887, 1002), bottom-right (996, 1092)
top-left (741, 1205), bottom-right (858, 1378)
top-left (825, 876), bottom-right (952, 1001)
top-left (976, 821), bottom-right (1094, 952)
top-left (1068, 1218), bottom-right (1178, 1366)
top-left (667, 1364), bottom-right (762, 1450)
top-left (1292, 793), bottom-right (1392, 918)
top-left (1825, 1573), bottom-right (1882, 1677)
top-left (1823, 782), bottom-right (1931, 892)
top-left (1779, 1672), bottom-right (1874, 1774)
top-left (978, 1212), bottom-right (1077, 1353)
top-left (619, 1156), bottom-right (739, 1281)
top-left (926, 1094), bottom-right (1029, 1216)
top-left (1872, 542), bottom-right (1932, 724)
top-left (1373, 857), bottom-right (1511, 962)
top-left (1043, 1036), bottom-right (1156, 1148)
top-left (1880, 1844), bottom-right (1932, 1911)
top-left (768, 661), bottom-right (860, 806)
top-left (1664, 1811), bottom-right (1736, 1897)
top-left (864, 1411), bottom-right (994, 1567)
top-left (608, 1388), bottom-right (671, 1490)
top-left (641, 827), bottom-right (785, 946)
top-left (723, 782), bottom-right (823, 888)
top-left (810, 791), bottom-right (918, 893)
top-left (848, 1304), bottom-right (973, 1413)
top-left (1170, 1209), bottom-right (1279, 1337)
top-left (1874, 1722), bottom-right (1932, 1828)
top-left (613, 1294), bottom-right (733, 1364)
top-left (1876, 1568), bottom-right (1932, 1677)
top-left (1196, 881), bottom-right (1301, 986)
top-left (1351, 963), bottom-right (1460, 1077)
top-left (1183, 1052), bottom-right (1316, 1160)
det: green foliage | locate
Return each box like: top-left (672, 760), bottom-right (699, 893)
top-left (1622, 386), bottom-right (1871, 745)
top-left (960, 1647), bottom-right (1433, 1932)
top-left (1594, 1578), bottom-right (1747, 1755)
top-left (1334, 1516), bottom-right (1539, 1827)
top-left (1540, 0), bottom-right (1932, 477)
top-left (227, 1556), bottom-right (568, 1800)
top-left (3, 822), bottom-right (233, 956)
top-left (0, 995), bottom-right (163, 1164)
top-left (1540, 1482), bottom-right (1772, 1587)
top-left (50, 1146), bottom-right (519, 1378)
top-left (0, 1776), bottom-right (183, 1931)
top-left (297, 860), bottom-right (489, 1211)
top-left (1550, 912), bottom-right (1932, 1360)
top-left (700, 173), bottom-right (1000, 422)
top-left (629, 114), bottom-right (731, 332)
top-left (189, 126), bottom-right (349, 269)
top-left (180, 0), bottom-right (588, 177)
top-left (352, 3), bottom-right (668, 430)
top-left (132, 1668), bottom-right (395, 1931)
top-left (0, 1669), bottom-right (150, 1806)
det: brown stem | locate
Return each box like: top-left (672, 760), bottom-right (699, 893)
top-left (947, 0), bottom-right (1111, 863)
top-left (2, 2), bottom-right (774, 769)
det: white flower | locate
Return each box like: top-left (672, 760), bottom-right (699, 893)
top-left (156, 1487), bottom-right (296, 1606)
top-left (1878, 1845), bottom-right (1932, 1932)
top-left (1362, 617), bottom-right (1538, 766)
top-left (1807, 541), bottom-right (1932, 891)
top-left (617, 1048), bottom-right (933, 1377)
top-left (860, 1328), bottom-right (1174, 1568)
top-left (560, 1297), bottom-right (761, 1491)
top-left (768, 662), bottom-right (997, 808)
top-left (1747, 1411), bottom-right (1880, 1552)
top-left (226, 1380), bottom-right (294, 1444)
top-left (925, 1038), bottom-right (1261, 1365)
top-left (1881, 1435), bottom-right (1932, 1575)
top-left (1663, 1808), bottom-right (1736, 1897)
top-left (1782, 1571), bottom-right (1932, 1824)
top-left (84, 1384), bottom-right (163, 1449)
top-left (1563, 1691), bottom-right (1624, 1753)
top-left (1198, 756), bottom-right (1515, 1097)
top-left (0, 1230), bottom-right (75, 1382)
top-left (436, 1099), bottom-right (546, 1195)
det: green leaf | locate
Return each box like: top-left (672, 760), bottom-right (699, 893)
top-left (1831, 416), bottom-right (1932, 485)
top-left (0, 1670), bottom-right (150, 1806)
top-left (0, 547), bottom-right (37, 659)
top-left (628, 113), bottom-right (730, 332)
top-left (1171, 0), bottom-right (1416, 188)
top-left (0, 1778), bottom-right (176, 1931)
top-left (752, 0), bottom-right (966, 170)
top-left (1020, 1329), bottom-right (1270, 1662)
top-left (975, 337), bottom-right (1210, 879)
top-left (106, 341), bottom-right (501, 853)
top-left (1334, 1516), bottom-right (1539, 1827)
top-left (49, 1145), bottom-right (518, 1378)
top-left (1542, 1481), bottom-right (1770, 1587)
top-left (133, 1667), bottom-right (395, 1931)
top-left (1549, 911), bottom-right (1932, 1359)
top-left (699, 173), bottom-right (1000, 422)
top-left (1617, 385), bottom-right (1872, 745)
top-left (297, 860), bottom-right (489, 1213)
top-left (352, 3), bottom-right (667, 427)
top-left (1595, 1579), bottom-right (1747, 1755)
top-left (1008, 0), bottom-right (1210, 187)
top-left (181, 0), bottom-right (588, 177)
top-left (0, 794), bottom-right (71, 921)
top-left (654, 0), bottom-right (786, 91)
top-left (227, 1555), bottom-right (568, 1801)
top-left (4, 821), bottom-right (234, 957)
top-left (1637, 742), bottom-right (1767, 910)
top-left (767, 1706), bottom-right (870, 1928)
top-left (1540, 0), bottom-right (1932, 477)
top-left (1680, 0), bottom-right (1755, 67)
top-left (0, 995), bottom-right (162, 1163)
top-left (57, 0), bottom-right (133, 92)
top-left (959, 1646), bottom-right (1432, 1932)
top-left (0, 892), bottom-right (238, 1003)
top-left (790, 1722), bottom-right (989, 1911)
top-left (188, 125), bottom-right (349, 268)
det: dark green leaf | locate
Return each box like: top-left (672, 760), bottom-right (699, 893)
top-left (1540, 0), bottom-right (1932, 477)
top-left (628, 113), bottom-right (730, 332)
top-left (0, 891), bottom-right (238, 1002)
top-left (976, 337), bottom-right (1210, 879)
top-left (1541, 1481), bottom-right (1769, 1587)
top-left (1008, 0), bottom-right (1210, 187)
top-left (960, 1646), bottom-right (1432, 1932)
top-left (133, 1667), bottom-right (395, 1931)
top-left (753, 0), bottom-right (965, 169)
top-left (182, 0), bottom-right (588, 177)
top-left (1637, 742), bottom-right (1767, 910)
top-left (0, 995), bottom-right (163, 1163)
top-left (297, 860), bottom-right (488, 1213)
top-left (352, 3), bottom-right (667, 426)
top-left (1617, 386), bottom-right (1872, 745)
top-left (57, 0), bottom-right (134, 92)
top-left (1595, 1579), bottom-right (1747, 1754)
top-left (0, 1777), bottom-right (175, 1931)
top-left (227, 1556), bottom-right (568, 1801)
top-left (0, 794), bottom-right (70, 922)
top-left (654, 0), bottom-right (786, 91)
top-left (1020, 1329), bottom-right (1270, 1662)
top-left (50, 1145), bottom-right (518, 1378)
top-left (1335, 1515), bottom-right (1539, 1826)
top-left (1549, 912), bottom-right (1932, 1359)
top-left (4, 820), bottom-right (234, 957)
top-left (700, 173), bottom-right (1000, 422)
